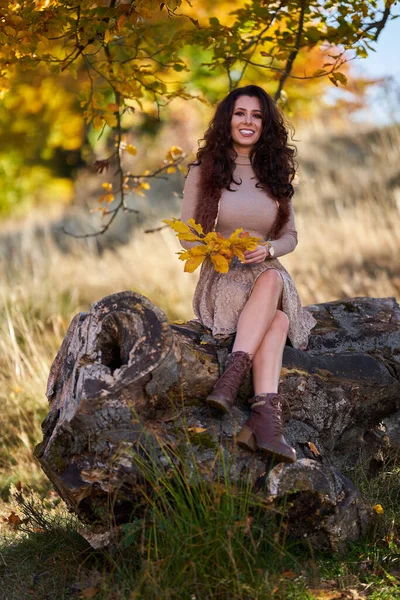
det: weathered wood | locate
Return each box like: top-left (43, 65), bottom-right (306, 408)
top-left (34, 291), bottom-right (400, 550)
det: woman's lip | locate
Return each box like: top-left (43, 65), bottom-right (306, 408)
top-left (239, 129), bottom-right (255, 136)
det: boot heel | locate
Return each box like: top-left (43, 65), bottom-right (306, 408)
top-left (236, 426), bottom-right (257, 452)
top-left (206, 395), bottom-right (230, 414)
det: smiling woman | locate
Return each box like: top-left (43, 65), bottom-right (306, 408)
top-left (180, 85), bottom-right (316, 464)
top-left (230, 96), bottom-right (263, 150)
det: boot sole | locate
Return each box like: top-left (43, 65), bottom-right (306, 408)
top-left (237, 426), bottom-right (297, 463)
top-left (206, 395), bottom-right (231, 414)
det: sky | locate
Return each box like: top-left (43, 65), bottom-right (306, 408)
top-left (352, 9), bottom-right (400, 123)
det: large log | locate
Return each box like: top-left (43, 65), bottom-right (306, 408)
top-left (34, 291), bottom-right (400, 551)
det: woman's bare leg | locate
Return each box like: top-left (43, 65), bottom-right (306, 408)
top-left (252, 310), bottom-right (289, 394)
top-left (232, 269), bottom-right (283, 356)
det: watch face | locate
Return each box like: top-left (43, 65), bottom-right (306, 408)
top-left (269, 245), bottom-right (275, 256)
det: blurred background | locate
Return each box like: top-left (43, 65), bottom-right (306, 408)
top-left (0, 1), bottom-right (399, 494)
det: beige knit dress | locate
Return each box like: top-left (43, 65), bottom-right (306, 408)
top-left (180, 153), bottom-right (317, 350)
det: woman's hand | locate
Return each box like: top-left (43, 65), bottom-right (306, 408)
top-left (244, 244), bottom-right (269, 264)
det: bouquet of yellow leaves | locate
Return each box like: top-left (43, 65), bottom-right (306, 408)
top-left (163, 218), bottom-right (263, 274)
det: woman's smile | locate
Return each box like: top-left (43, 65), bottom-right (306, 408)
top-left (231, 95), bottom-right (263, 154)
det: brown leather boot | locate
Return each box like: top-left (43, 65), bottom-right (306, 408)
top-left (236, 393), bottom-right (297, 463)
top-left (206, 351), bottom-right (252, 413)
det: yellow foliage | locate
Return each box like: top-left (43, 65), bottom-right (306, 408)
top-left (164, 218), bottom-right (262, 274)
top-left (165, 146), bottom-right (184, 162)
top-left (125, 144), bottom-right (137, 156)
top-left (99, 193), bottom-right (114, 204)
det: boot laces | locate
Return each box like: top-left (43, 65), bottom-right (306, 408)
top-left (220, 354), bottom-right (250, 391)
top-left (252, 394), bottom-right (284, 435)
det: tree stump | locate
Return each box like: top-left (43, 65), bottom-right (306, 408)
top-left (34, 291), bottom-right (400, 551)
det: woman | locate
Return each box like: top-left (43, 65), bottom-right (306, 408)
top-left (180, 85), bottom-right (316, 463)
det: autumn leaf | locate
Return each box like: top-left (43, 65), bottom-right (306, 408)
top-left (4, 511), bottom-right (22, 528)
top-left (307, 441), bottom-right (320, 456)
top-left (211, 254), bottom-right (230, 273)
top-left (179, 232), bottom-right (204, 242)
top-left (99, 193), bottom-right (114, 204)
top-left (165, 146), bottom-right (183, 161)
top-left (184, 255), bottom-right (206, 272)
top-left (280, 570), bottom-right (297, 580)
top-left (373, 504), bottom-right (384, 514)
top-left (165, 218), bottom-right (262, 274)
top-left (125, 144), bottom-right (137, 156)
top-left (92, 115), bottom-right (104, 131)
top-left (188, 427), bottom-right (207, 434)
top-left (163, 218), bottom-right (191, 234)
top-left (82, 587), bottom-right (100, 599)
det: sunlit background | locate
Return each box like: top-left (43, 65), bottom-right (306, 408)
top-left (0, 0), bottom-right (399, 495)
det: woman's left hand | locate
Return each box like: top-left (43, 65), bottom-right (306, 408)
top-left (244, 244), bottom-right (269, 264)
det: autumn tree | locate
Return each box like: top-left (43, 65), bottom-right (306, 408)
top-left (0, 0), bottom-right (396, 228)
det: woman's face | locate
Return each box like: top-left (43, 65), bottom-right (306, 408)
top-left (230, 95), bottom-right (263, 154)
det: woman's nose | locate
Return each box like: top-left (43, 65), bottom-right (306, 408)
top-left (242, 113), bottom-right (254, 125)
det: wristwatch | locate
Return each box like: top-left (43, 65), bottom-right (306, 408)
top-left (268, 242), bottom-right (275, 257)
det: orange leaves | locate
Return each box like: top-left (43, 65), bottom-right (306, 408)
top-left (98, 182), bottom-right (114, 204)
top-left (2, 510), bottom-right (22, 528)
top-left (164, 218), bottom-right (262, 274)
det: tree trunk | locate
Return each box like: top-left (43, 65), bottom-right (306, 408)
top-left (34, 291), bottom-right (400, 551)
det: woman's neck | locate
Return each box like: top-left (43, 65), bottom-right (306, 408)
top-left (234, 151), bottom-right (251, 166)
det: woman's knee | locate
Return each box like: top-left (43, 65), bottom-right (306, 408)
top-left (253, 269), bottom-right (283, 295)
top-left (270, 309), bottom-right (289, 334)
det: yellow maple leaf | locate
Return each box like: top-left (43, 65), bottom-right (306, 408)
top-left (179, 232), bottom-right (203, 242)
top-left (187, 218), bottom-right (204, 236)
top-left (178, 246), bottom-right (207, 260)
top-left (164, 218), bottom-right (262, 274)
top-left (184, 255), bottom-right (206, 273)
top-left (211, 254), bottom-right (230, 273)
top-left (163, 218), bottom-right (191, 234)
top-left (233, 247), bottom-right (246, 262)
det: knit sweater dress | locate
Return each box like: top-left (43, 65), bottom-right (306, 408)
top-left (180, 153), bottom-right (317, 350)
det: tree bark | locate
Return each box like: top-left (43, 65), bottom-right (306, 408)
top-left (34, 291), bottom-right (400, 551)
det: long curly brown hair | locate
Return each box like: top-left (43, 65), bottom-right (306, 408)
top-left (192, 85), bottom-right (297, 238)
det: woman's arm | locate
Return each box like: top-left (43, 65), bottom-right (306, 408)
top-left (180, 164), bottom-right (201, 250)
top-left (269, 202), bottom-right (298, 258)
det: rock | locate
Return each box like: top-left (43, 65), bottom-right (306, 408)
top-left (34, 291), bottom-right (400, 549)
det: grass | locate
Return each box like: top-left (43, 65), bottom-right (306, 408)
top-left (0, 122), bottom-right (400, 598)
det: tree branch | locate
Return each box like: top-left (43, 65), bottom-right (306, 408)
top-left (274, 0), bottom-right (307, 102)
top-left (363, 6), bottom-right (392, 42)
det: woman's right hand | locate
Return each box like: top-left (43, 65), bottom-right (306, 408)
top-left (244, 244), bottom-right (269, 264)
